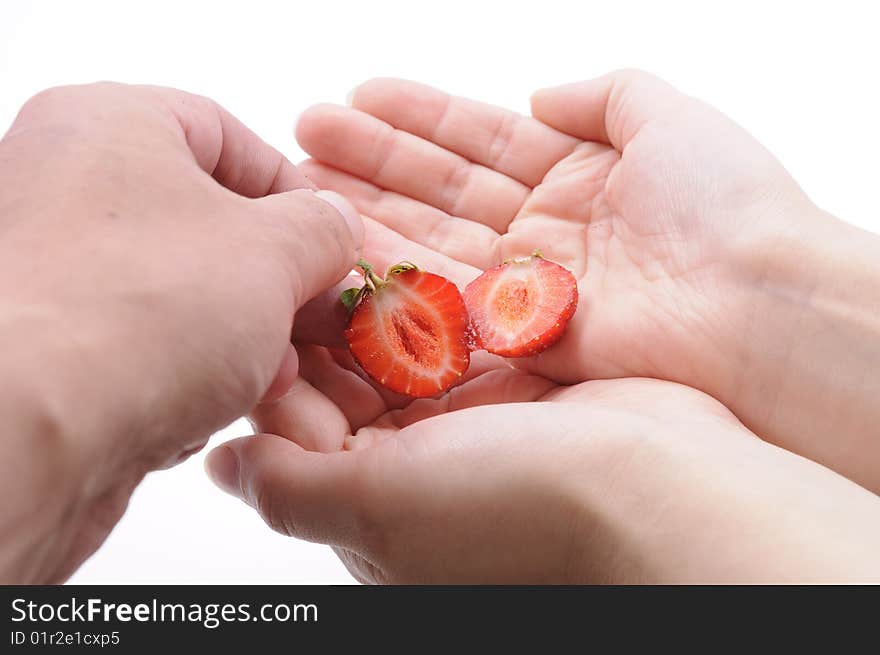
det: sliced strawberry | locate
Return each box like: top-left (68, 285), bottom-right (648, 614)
top-left (343, 261), bottom-right (470, 398)
top-left (464, 255), bottom-right (578, 357)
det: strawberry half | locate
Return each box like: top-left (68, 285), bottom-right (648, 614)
top-left (464, 254), bottom-right (578, 357)
top-left (342, 260), bottom-right (470, 398)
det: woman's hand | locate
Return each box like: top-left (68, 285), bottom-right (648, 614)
top-left (208, 372), bottom-right (880, 583)
top-left (0, 83), bottom-right (362, 582)
top-left (291, 72), bottom-right (880, 492)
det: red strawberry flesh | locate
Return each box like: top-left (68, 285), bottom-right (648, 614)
top-left (345, 268), bottom-right (470, 397)
top-left (464, 256), bottom-right (577, 357)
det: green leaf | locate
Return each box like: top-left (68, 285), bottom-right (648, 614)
top-left (340, 287), bottom-right (362, 313)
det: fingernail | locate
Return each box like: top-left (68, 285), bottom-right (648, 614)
top-left (205, 445), bottom-right (241, 497)
top-left (345, 85), bottom-right (359, 107)
top-left (314, 189), bottom-right (364, 249)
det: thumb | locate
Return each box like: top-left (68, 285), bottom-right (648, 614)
top-left (530, 69), bottom-right (688, 151)
top-left (257, 188), bottom-right (364, 310)
top-left (204, 434), bottom-right (370, 549)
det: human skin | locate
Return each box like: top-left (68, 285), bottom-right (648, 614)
top-left (0, 74), bottom-right (875, 586)
top-left (0, 83), bottom-right (362, 583)
top-left (286, 71), bottom-right (880, 494)
top-left (210, 205), bottom-right (880, 585)
top-left (203, 71), bottom-right (880, 583)
top-left (210, 370), bottom-right (880, 583)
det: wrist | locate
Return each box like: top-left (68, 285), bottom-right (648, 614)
top-left (715, 204), bottom-right (880, 490)
top-left (718, 200), bottom-right (832, 393)
top-left (0, 307), bottom-right (146, 582)
top-left (563, 404), bottom-right (880, 582)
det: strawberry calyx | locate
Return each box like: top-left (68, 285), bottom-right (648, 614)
top-left (340, 259), bottom-right (420, 314)
top-left (502, 249), bottom-right (543, 265)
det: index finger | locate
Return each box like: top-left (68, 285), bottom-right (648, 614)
top-left (148, 85), bottom-right (316, 197)
top-left (351, 78), bottom-right (580, 187)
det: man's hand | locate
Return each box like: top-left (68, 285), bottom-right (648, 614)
top-left (208, 371), bottom-right (880, 583)
top-left (290, 72), bottom-right (880, 492)
top-left (0, 83), bottom-right (362, 582)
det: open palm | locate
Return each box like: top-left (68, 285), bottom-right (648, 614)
top-left (294, 71), bottom-right (813, 397)
top-left (208, 72), bottom-right (880, 584)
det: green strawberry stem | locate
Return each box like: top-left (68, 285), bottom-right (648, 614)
top-left (340, 287), bottom-right (362, 313)
top-left (341, 259), bottom-right (422, 314)
top-left (356, 258), bottom-right (386, 290)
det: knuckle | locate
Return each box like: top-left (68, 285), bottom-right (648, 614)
top-left (236, 439), bottom-right (296, 537)
top-left (255, 485), bottom-right (295, 537)
top-left (269, 191), bottom-right (353, 263)
top-left (27, 83), bottom-right (84, 104)
top-left (17, 85), bottom-right (81, 122)
top-left (357, 77), bottom-right (396, 95)
top-left (21, 82), bottom-right (121, 114)
top-left (609, 67), bottom-right (653, 86)
top-left (14, 83), bottom-right (138, 140)
top-left (253, 476), bottom-right (298, 538)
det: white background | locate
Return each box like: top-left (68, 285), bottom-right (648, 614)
top-left (2, 1), bottom-right (878, 584)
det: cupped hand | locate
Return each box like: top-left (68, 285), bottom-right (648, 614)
top-left (294, 71), bottom-right (815, 387)
top-left (204, 72), bottom-right (880, 583)
top-left (0, 83), bottom-right (361, 582)
top-left (290, 72), bottom-right (880, 491)
top-left (208, 371), bottom-right (880, 583)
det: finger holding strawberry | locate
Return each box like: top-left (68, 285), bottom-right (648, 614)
top-left (256, 219), bottom-right (515, 452)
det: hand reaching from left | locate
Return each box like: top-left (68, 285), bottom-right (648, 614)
top-left (0, 83), bottom-right (361, 582)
